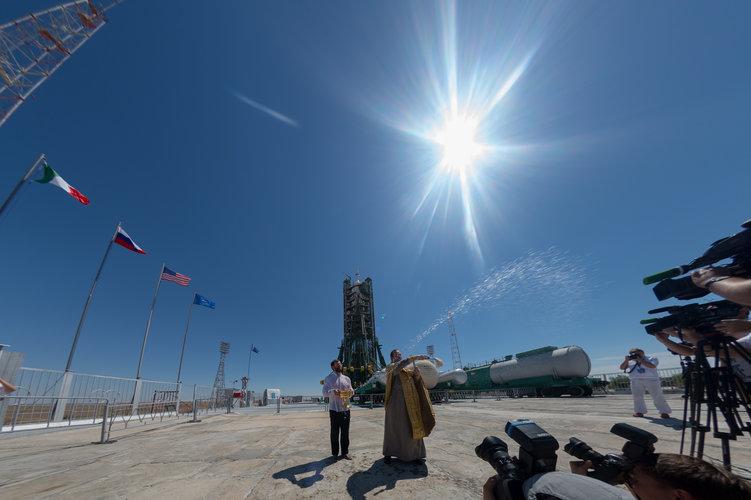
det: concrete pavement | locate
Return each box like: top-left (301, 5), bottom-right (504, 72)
top-left (0, 394), bottom-right (749, 499)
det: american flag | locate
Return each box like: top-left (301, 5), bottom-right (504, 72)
top-left (161, 266), bottom-right (191, 286)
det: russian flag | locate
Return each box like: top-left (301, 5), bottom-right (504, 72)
top-left (114, 226), bottom-right (147, 254)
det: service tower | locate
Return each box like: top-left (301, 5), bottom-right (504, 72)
top-left (339, 269), bottom-right (387, 387)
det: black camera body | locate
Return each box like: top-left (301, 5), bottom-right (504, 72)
top-left (564, 423), bottom-right (658, 485)
top-left (628, 353), bottom-right (639, 360)
top-left (640, 299), bottom-right (745, 340)
top-left (476, 420), bottom-right (559, 500)
top-left (643, 219), bottom-right (751, 301)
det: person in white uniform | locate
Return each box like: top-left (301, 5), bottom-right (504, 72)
top-left (619, 348), bottom-right (671, 418)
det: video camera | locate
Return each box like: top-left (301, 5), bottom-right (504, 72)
top-left (640, 299), bottom-right (746, 338)
top-left (564, 423), bottom-right (657, 484)
top-left (643, 219), bottom-right (751, 301)
top-left (475, 420), bottom-right (558, 500)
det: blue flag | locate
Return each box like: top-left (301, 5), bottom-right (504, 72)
top-left (252, 345), bottom-right (259, 354)
top-left (194, 293), bottom-right (215, 309)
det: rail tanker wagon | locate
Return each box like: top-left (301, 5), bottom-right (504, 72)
top-left (464, 346), bottom-right (594, 397)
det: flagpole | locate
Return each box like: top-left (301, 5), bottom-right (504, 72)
top-left (177, 291), bottom-right (197, 383)
top-left (136, 262), bottom-right (165, 380)
top-left (65, 222), bottom-right (120, 372)
top-left (0, 153), bottom-right (46, 220)
top-left (247, 344), bottom-right (253, 380)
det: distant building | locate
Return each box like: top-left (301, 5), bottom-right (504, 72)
top-left (262, 388), bottom-right (280, 406)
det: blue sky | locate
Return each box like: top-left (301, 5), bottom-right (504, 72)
top-left (1, 1), bottom-right (749, 394)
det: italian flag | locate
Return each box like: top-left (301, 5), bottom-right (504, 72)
top-left (35, 162), bottom-right (89, 205)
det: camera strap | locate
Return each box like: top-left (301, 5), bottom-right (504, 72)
top-left (625, 362), bottom-right (640, 374)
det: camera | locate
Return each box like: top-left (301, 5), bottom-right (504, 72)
top-left (640, 300), bottom-right (746, 339)
top-left (628, 353), bottom-right (639, 360)
top-left (643, 219), bottom-right (751, 301)
top-left (564, 423), bottom-right (657, 484)
top-left (476, 420), bottom-right (559, 500)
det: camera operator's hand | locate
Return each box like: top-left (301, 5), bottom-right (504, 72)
top-left (714, 318), bottom-right (751, 336)
top-left (655, 331), bottom-right (670, 343)
top-left (691, 266), bottom-right (733, 288)
top-left (569, 460), bottom-right (594, 476)
top-left (691, 267), bottom-right (751, 306)
top-left (482, 475), bottom-right (500, 500)
top-left (656, 330), bottom-right (695, 357)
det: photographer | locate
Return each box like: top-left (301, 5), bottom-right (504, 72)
top-left (480, 430), bottom-right (751, 500)
top-left (625, 453), bottom-right (751, 500)
top-left (482, 471), bottom-right (632, 500)
top-left (477, 421), bottom-right (642, 500)
top-left (619, 349), bottom-right (671, 418)
top-left (691, 266), bottom-right (751, 306)
top-left (563, 454), bottom-right (751, 500)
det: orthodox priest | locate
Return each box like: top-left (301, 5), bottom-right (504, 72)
top-left (383, 349), bottom-right (436, 464)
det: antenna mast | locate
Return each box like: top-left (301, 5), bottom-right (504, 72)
top-left (448, 312), bottom-right (463, 370)
top-left (0, 1), bottom-right (124, 128)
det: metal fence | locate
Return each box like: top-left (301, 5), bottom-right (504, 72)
top-left (588, 367), bottom-right (685, 393)
top-left (13, 367), bottom-right (180, 403)
top-left (0, 367), bottom-right (246, 434)
top-left (1, 394), bottom-right (233, 435)
top-left (3, 396), bottom-right (107, 431)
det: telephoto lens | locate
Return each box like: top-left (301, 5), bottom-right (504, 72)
top-left (475, 436), bottom-right (525, 483)
top-left (564, 438), bottom-right (604, 465)
top-left (563, 437), bottom-right (630, 484)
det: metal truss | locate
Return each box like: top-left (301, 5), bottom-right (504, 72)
top-left (0, 1), bottom-right (122, 128)
top-left (448, 312), bottom-right (463, 370)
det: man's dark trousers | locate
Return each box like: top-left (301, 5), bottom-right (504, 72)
top-left (329, 409), bottom-right (350, 456)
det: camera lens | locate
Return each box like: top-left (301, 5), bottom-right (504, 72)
top-left (476, 436), bottom-right (525, 482)
top-left (475, 436), bottom-right (508, 461)
top-left (564, 437), bottom-right (604, 465)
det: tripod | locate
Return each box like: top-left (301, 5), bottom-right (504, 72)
top-left (680, 336), bottom-right (751, 469)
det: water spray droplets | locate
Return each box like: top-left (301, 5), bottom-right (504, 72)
top-left (408, 248), bottom-right (590, 350)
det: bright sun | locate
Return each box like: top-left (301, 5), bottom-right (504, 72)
top-left (433, 115), bottom-right (482, 174)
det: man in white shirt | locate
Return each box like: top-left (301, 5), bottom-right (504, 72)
top-left (619, 349), bottom-right (671, 418)
top-left (322, 359), bottom-right (353, 460)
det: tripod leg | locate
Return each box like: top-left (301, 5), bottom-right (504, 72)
top-left (721, 438), bottom-right (731, 471)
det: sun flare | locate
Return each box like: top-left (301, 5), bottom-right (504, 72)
top-left (434, 115), bottom-right (482, 174)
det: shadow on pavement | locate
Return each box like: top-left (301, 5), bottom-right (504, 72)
top-left (272, 456), bottom-right (337, 488)
top-left (643, 415), bottom-right (685, 430)
top-left (346, 458), bottom-right (428, 499)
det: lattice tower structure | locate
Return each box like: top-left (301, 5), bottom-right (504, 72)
top-left (0, 0), bottom-right (123, 128)
top-left (448, 312), bottom-right (463, 370)
top-left (213, 341), bottom-right (230, 389)
top-left (339, 272), bottom-right (386, 388)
